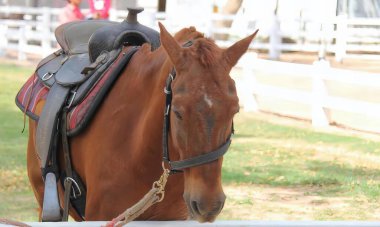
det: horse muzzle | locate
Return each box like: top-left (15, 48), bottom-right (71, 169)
top-left (184, 193), bottom-right (226, 222)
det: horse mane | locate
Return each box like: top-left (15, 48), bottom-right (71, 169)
top-left (193, 38), bottom-right (223, 67)
top-left (174, 27), bottom-right (224, 68)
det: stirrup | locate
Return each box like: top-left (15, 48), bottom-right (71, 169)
top-left (41, 172), bottom-right (62, 221)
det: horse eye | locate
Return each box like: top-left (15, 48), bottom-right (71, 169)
top-left (173, 110), bottom-right (183, 120)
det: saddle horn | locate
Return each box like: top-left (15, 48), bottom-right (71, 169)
top-left (125, 7), bottom-right (144, 23)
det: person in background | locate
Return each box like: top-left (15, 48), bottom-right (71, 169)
top-left (88, 0), bottom-right (111, 20)
top-left (59, 0), bottom-right (85, 24)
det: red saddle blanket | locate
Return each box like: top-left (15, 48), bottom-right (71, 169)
top-left (16, 47), bottom-right (138, 136)
top-left (16, 68), bottom-right (110, 134)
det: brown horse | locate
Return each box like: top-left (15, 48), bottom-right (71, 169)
top-left (26, 23), bottom-right (257, 222)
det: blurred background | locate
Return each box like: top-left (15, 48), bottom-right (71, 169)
top-left (0, 0), bottom-right (380, 134)
top-left (1, 0), bottom-right (380, 222)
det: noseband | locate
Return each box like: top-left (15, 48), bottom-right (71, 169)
top-left (162, 57), bottom-right (233, 173)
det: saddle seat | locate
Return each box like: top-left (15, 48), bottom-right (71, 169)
top-left (55, 20), bottom-right (116, 56)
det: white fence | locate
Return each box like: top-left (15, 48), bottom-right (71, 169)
top-left (1, 6), bottom-right (380, 134)
top-left (0, 7), bottom-right (61, 59)
top-left (237, 53), bottom-right (380, 133)
top-left (15, 221), bottom-right (380, 227)
top-left (1, 6), bottom-right (380, 60)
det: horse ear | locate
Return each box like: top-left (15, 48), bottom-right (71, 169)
top-left (224, 29), bottom-right (259, 67)
top-left (159, 22), bottom-right (182, 66)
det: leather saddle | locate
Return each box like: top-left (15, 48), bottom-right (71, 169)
top-left (16, 7), bottom-right (160, 222)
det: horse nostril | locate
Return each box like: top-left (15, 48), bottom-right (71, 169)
top-left (218, 200), bottom-right (225, 213)
top-left (191, 200), bottom-right (225, 217)
top-left (191, 201), bottom-right (201, 216)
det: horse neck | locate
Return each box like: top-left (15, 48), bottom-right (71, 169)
top-left (113, 44), bottom-right (173, 161)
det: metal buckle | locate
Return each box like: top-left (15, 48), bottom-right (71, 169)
top-left (64, 177), bottom-right (82, 199)
top-left (67, 90), bottom-right (77, 109)
top-left (42, 72), bottom-right (54, 81)
top-left (164, 87), bottom-right (171, 95)
top-left (164, 104), bottom-right (170, 116)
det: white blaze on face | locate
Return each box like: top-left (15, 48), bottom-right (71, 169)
top-left (204, 94), bottom-right (213, 108)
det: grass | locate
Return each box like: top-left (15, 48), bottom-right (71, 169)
top-left (220, 113), bottom-right (380, 220)
top-left (0, 63), bottom-right (38, 221)
top-left (224, 114), bottom-right (380, 193)
top-left (1, 63), bottom-right (380, 221)
top-left (223, 113), bottom-right (380, 195)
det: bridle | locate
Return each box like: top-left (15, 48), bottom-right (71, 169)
top-left (162, 41), bottom-right (233, 173)
top-left (162, 70), bottom-right (233, 173)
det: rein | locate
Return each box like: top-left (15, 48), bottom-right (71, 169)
top-left (106, 41), bottom-right (233, 226)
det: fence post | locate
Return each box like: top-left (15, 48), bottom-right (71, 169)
top-left (41, 7), bottom-right (52, 57)
top-left (269, 13), bottom-right (281, 60)
top-left (240, 52), bottom-right (259, 112)
top-left (18, 25), bottom-right (27, 61)
top-left (0, 24), bottom-right (7, 56)
top-left (318, 23), bottom-right (328, 60)
top-left (335, 15), bottom-right (347, 62)
top-left (311, 60), bottom-right (331, 127)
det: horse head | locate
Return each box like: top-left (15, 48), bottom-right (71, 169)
top-left (159, 23), bottom-right (258, 222)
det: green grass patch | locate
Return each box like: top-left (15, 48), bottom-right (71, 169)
top-left (223, 113), bottom-right (380, 200)
top-left (0, 63), bottom-right (36, 220)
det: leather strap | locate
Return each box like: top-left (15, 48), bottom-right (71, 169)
top-left (36, 49), bottom-right (63, 70)
top-left (61, 107), bottom-right (73, 221)
top-left (169, 139), bottom-right (231, 170)
top-left (36, 84), bottom-right (71, 168)
top-left (162, 70), bottom-right (175, 164)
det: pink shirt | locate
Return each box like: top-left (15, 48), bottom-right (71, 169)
top-left (59, 4), bottom-right (85, 25)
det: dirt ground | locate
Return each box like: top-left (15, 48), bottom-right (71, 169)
top-left (220, 184), bottom-right (380, 220)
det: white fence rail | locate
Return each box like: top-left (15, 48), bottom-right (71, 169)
top-left (1, 6), bottom-right (380, 60)
top-left (16, 221), bottom-right (380, 227)
top-left (0, 7), bottom-right (60, 59)
top-left (237, 53), bottom-right (380, 133)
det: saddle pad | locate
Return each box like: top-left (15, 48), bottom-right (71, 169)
top-left (15, 74), bottom-right (49, 121)
top-left (16, 46), bottom-right (139, 136)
